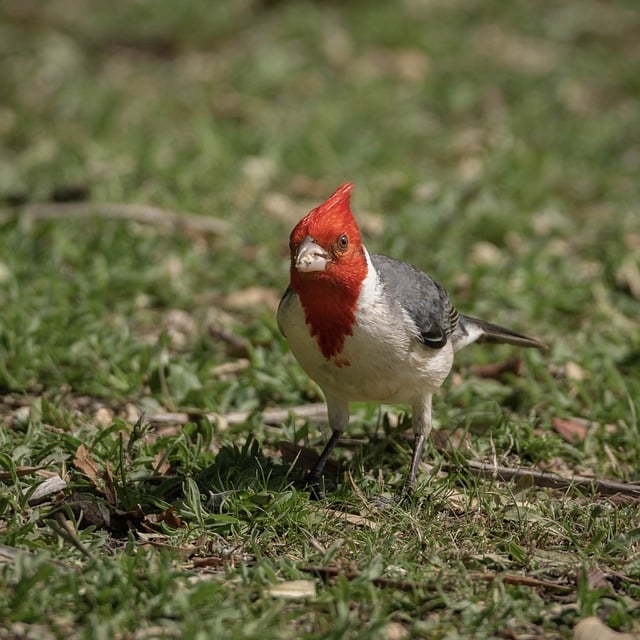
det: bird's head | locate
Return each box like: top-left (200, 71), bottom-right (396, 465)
top-left (286, 183), bottom-right (368, 361)
top-left (288, 182), bottom-right (367, 294)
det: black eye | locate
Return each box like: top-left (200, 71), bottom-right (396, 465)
top-left (337, 234), bottom-right (349, 250)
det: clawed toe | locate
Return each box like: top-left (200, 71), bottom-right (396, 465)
top-left (305, 474), bottom-right (326, 500)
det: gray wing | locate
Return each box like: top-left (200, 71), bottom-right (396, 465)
top-left (371, 254), bottom-right (458, 349)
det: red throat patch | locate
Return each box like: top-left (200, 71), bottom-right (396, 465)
top-left (289, 183), bottom-right (368, 361)
top-left (294, 275), bottom-right (362, 360)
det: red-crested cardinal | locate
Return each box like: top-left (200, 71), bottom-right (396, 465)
top-left (277, 183), bottom-right (544, 494)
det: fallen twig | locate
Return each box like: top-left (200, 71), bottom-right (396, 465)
top-left (146, 403), bottom-right (328, 428)
top-left (300, 565), bottom-right (570, 592)
top-left (449, 460), bottom-right (640, 498)
top-left (0, 202), bottom-right (230, 236)
top-left (477, 571), bottom-right (572, 591)
top-left (0, 466), bottom-right (46, 479)
top-left (0, 543), bottom-right (73, 570)
top-left (208, 326), bottom-right (251, 358)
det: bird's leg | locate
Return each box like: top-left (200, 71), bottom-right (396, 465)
top-left (306, 397), bottom-right (349, 498)
top-left (307, 429), bottom-right (342, 498)
top-left (404, 434), bottom-right (427, 494)
top-left (403, 394), bottom-right (433, 494)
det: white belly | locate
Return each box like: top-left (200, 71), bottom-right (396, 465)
top-left (279, 291), bottom-right (454, 405)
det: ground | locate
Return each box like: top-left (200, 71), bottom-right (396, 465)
top-left (0, 1), bottom-right (639, 638)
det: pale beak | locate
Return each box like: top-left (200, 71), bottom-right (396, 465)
top-left (294, 236), bottom-right (330, 273)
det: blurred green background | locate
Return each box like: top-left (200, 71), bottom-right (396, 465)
top-left (1, 0), bottom-right (638, 412)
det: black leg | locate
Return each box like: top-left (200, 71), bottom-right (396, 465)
top-left (307, 430), bottom-right (342, 497)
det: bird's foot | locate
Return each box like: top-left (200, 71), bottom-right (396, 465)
top-left (391, 479), bottom-right (421, 507)
top-left (395, 490), bottom-right (416, 507)
top-left (305, 473), bottom-right (326, 500)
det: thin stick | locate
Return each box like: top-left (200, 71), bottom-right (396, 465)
top-left (0, 543), bottom-right (73, 570)
top-left (146, 403), bottom-right (328, 427)
top-left (449, 460), bottom-right (640, 498)
top-left (300, 565), bottom-right (570, 592)
top-left (0, 202), bottom-right (230, 236)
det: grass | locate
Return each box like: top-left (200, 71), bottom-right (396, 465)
top-left (1, 0), bottom-right (640, 638)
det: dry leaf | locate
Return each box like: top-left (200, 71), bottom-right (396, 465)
top-left (352, 47), bottom-right (431, 83)
top-left (266, 580), bottom-right (316, 599)
top-left (469, 241), bottom-right (505, 266)
top-left (74, 444), bottom-right (100, 485)
top-left (0, 261), bottom-right (11, 283)
top-left (583, 566), bottom-right (610, 591)
top-left (357, 211), bottom-right (386, 238)
top-left (263, 191), bottom-right (304, 226)
top-left (73, 445), bottom-right (118, 504)
top-left (289, 175), bottom-right (332, 199)
top-left (27, 475), bottom-right (67, 505)
top-left (473, 25), bottom-right (558, 74)
top-left (103, 461), bottom-right (117, 505)
top-left (241, 156), bottom-right (277, 191)
top-left (145, 507), bottom-right (182, 529)
top-left (624, 234), bottom-right (640, 250)
top-left (616, 258), bottom-right (640, 299)
top-left (94, 406), bottom-right (114, 427)
top-left (152, 450), bottom-right (172, 475)
top-left (321, 508), bottom-right (378, 530)
top-left (552, 417), bottom-right (589, 444)
top-left (8, 623), bottom-right (56, 640)
top-left (446, 490), bottom-right (479, 515)
top-left (211, 359), bottom-right (250, 380)
top-left (163, 309), bottom-right (197, 349)
top-left (384, 621), bottom-right (409, 640)
top-left (223, 286), bottom-right (281, 311)
top-left (574, 616), bottom-right (639, 640)
top-left (565, 361), bottom-right (588, 381)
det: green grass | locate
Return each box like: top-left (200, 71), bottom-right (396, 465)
top-left (1, 1), bottom-right (640, 638)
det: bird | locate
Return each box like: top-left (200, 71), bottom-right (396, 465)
top-left (277, 182), bottom-right (545, 495)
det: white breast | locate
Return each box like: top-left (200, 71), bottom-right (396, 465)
top-left (278, 250), bottom-right (454, 405)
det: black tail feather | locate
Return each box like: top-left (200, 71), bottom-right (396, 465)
top-left (459, 315), bottom-right (546, 350)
